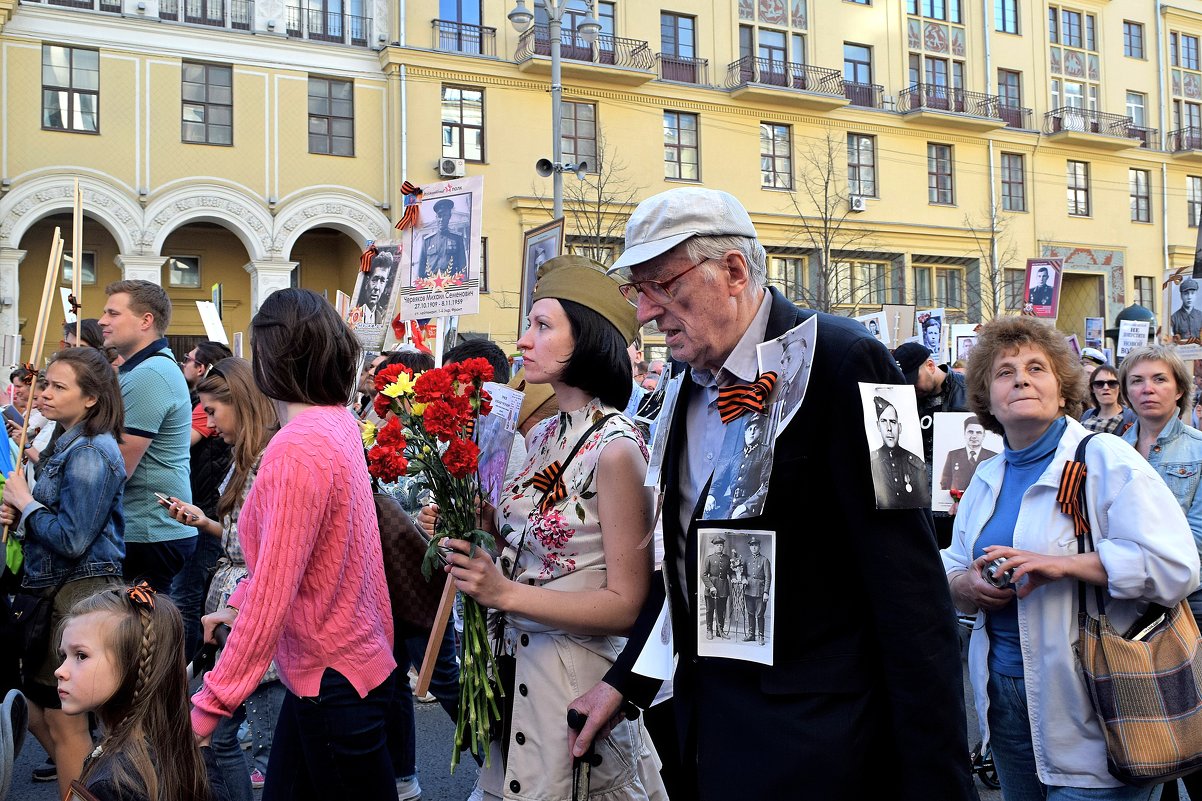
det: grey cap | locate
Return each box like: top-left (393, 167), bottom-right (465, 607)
top-left (1182, 277), bottom-right (1199, 294)
top-left (608, 187), bottom-right (757, 275)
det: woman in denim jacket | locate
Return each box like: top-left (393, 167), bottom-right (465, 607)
top-left (1119, 344), bottom-right (1202, 801)
top-left (1, 347), bottom-right (126, 797)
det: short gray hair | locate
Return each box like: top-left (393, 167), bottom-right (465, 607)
top-left (684, 235), bottom-right (767, 288)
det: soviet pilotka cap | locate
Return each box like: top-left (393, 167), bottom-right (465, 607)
top-left (532, 255), bottom-right (640, 345)
top-left (607, 187), bottom-right (758, 275)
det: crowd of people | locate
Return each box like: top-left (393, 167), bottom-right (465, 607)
top-left (0, 186), bottom-right (1199, 801)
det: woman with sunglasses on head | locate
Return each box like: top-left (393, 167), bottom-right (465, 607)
top-left (1079, 364), bottom-right (1136, 435)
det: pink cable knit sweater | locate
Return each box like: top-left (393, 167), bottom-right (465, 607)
top-left (191, 405), bottom-right (395, 737)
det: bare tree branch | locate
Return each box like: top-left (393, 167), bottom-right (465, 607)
top-left (962, 207), bottom-right (1020, 322)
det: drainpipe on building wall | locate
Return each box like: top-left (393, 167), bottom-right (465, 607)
top-left (1156, 0), bottom-right (1170, 283)
top-left (982, 0), bottom-right (1001, 316)
top-left (400, 65), bottom-right (408, 192)
top-left (398, 0), bottom-right (405, 45)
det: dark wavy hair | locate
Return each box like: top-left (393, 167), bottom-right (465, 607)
top-left (251, 288), bottom-right (359, 405)
top-left (558, 299), bottom-right (633, 410)
top-left (965, 316), bottom-right (1087, 435)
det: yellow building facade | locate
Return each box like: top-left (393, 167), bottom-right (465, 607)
top-left (3, 0), bottom-right (1202, 358)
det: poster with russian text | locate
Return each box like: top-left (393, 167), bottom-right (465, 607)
top-left (399, 175), bottom-right (483, 320)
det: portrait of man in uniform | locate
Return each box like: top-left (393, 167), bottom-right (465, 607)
top-left (701, 535), bottom-right (731, 640)
top-left (1027, 266), bottom-right (1054, 307)
top-left (867, 393), bottom-right (929, 510)
top-left (742, 536), bottom-right (772, 645)
top-left (705, 409), bottom-right (777, 520)
top-left (1172, 277), bottom-right (1202, 340)
top-left (416, 197), bottom-right (468, 282)
top-left (940, 415), bottom-right (997, 496)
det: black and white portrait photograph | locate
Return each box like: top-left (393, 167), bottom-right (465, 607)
top-left (859, 383), bottom-right (929, 510)
top-left (756, 315), bottom-right (817, 435)
top-left (519, 218), bottom-right (565, 329)
top-left (695, 528), bottom-right (775, 666)
top-left (703, 406), bottom-right (778, 520)
top-left (915, 308), bottom-right (945, 362)
top-left (932, 412), bottom-right (1002, 513)
top-left (955, 335), bottom-right (977, 363)
top-left (643, 373), bottom-right (684, 488)
top-left (352, 243), bottom-right (402, 326)
top-left (1170, 274), bottom-right (1202, 342)
top-left (1022, 258), bottom-right (1063, 318)
top-left (854, 311), bottom-right (890, 347)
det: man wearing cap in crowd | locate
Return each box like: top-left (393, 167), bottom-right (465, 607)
top-left (566, 187), bottom-right (975, 800)
top-left (1173, 277), bottom-right (1202, 340)
top-left (1027, 265), bottom-right (1055, 306)
top-left (1079, 345), bottom-right (1107, 383)
top-left (416, 197), bottom-right (468, 281)
top-left (892, 340), bottom-right (968, 547)
top-left (743, 536), bottom-right (770, 645)
top-left (700, 534), bottom-right (731, 640)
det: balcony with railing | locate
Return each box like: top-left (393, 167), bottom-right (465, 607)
top-left (1169, 126), bottom-right (1202, 161)
top-left (1042, 107), bottom-right (1150, 151)
top-left (159, 0), bottom-right (251, 29)
top-left (431, 19), bottom-right (496, 57)
top-left (19, 0), bottom-right (122, 13)
top-left (658, 53), bottom-right (708, 86)
top-left (515, 24), bottom-right (655, 85)
top-left (844, 81), bottom-right (884, 109)
top-left (897, 85), bottom-right (1009, 132)
top-left (724, 57), bottom-right (848, 111)
top-left (997, 103), bottom-right (1033, 130)
top-left (286, 5), bottom-right (370, 46)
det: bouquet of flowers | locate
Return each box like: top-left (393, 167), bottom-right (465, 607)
top-left (363, 357), bottom-right (502, 770)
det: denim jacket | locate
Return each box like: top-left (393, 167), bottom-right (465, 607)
top-left (19, 424), bottom-right (126, 589)
top-left (1123, 415), bottom-right (1202, 613)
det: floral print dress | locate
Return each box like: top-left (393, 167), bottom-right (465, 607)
top-left (477, 397), bottom-right (666, 801)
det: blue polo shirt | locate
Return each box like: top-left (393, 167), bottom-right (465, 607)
top-left (118, 337), bottom-right (193, 544)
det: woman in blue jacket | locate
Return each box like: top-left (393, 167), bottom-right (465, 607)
top-left (2, 346), bottom-right (126, 797)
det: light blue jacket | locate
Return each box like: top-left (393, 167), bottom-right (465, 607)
top-left (1122, 415), bottom-right (1202, 615)
top-left (943, 417), bottom-right (1199, 787)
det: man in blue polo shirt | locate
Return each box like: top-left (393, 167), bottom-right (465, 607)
top-left (101, 279), bottom-right (194, 591)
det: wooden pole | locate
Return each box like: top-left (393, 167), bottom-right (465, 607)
top-left (72, 179), bottom-right (82, 343)
top-left (2, 228), bottom-right (64, 543)
top-left (414, 579), bottom-right (456, 697)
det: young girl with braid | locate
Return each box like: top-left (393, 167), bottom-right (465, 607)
top-left (56, 584), bottom-right (218, 801)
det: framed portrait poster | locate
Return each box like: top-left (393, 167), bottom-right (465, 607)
top-left (1021, 258), bottom-right (1063, 319)
top-left (519, 218), bottom-right (565, 330)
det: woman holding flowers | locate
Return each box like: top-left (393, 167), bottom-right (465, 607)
top-left (418, 256), bottom-right (666, 801)
top-left (190, 289), bottom-right (397, 801)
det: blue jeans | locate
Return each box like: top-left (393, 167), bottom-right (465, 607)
top-left (986, 672), bottom-right (1163, 801)
top-left (387, 625), bottom-right (460, 778)
top-left (211, 704), bottom-right (253, 801)
top-left (171, 531), bottom-right (223, 660)
top-left (264, 668), bottom-right (396, 801)
top-left (246, 680), bottom-right (285, 775)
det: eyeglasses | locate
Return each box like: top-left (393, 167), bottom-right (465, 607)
top-left (179, 356), bottom-right (198, 367)
top-left (617, 259), bottom-right (709, 306)
top-left (1092, 379), bottom-right (1120, 390)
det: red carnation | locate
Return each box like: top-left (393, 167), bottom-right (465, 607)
top-left (376, 417), bottom-right (406, 449)
top-left (366, 444), bottom-right (409, 483)
top-left (422, 399), bottom-right (466, 442)
top-left (442, 438), bottom-right (480, 479)
top-left (374, 363), bottom-right (413, 393)
top-left (373, 392), bottom-right (393, 420)
top-left (414, 367), bottom-right (454, 402)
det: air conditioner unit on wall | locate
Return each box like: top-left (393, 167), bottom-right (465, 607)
top-left (438, 157), bottom-right (466, 178)
top-left (849, 195), bottom-right (867, 212)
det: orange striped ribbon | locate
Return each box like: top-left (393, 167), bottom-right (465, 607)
top-left (126, 580), bottom-right (157, 610)
top-left (359, 243), bottom-right (378, 273)
top-left (1057, 458), bottom-right (1090, 536)
top-left (530, 460), bottom-right (566, 512)
top-left (716, 371), bottom-right (778, 424)
top-left (394, 181), bottom-right (423, 230)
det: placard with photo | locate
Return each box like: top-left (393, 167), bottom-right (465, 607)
top-left (644, 372), bottom-right (685, 488)
top-left (696, 528), bottom-right (775, 666)
top-left (859, 383), bottom-right (929, 510)
top-left (703, 404), bottom-right (778, 520)
top-left (755, 315), bottom-right (817, 435)
top-left (916, 308), bottom-right (946, 362)
top-left (348, 242), bottom-right (402, 351)
top-left (854, 311), bottom-right (890, 347)
top-left (400, 175), bottom-right (484, 320)
top-left (1021, 258), bottom-right (1063, 319)
top-left (932, 412), bottom-right (1002, 513)
top-left (1084, 317), bottom-right (1104, 350)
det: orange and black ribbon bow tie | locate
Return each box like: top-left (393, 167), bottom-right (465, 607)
top-left (530, 460), bottom-right (566, 512)
top-left (716, 371), bottom-right (778, 424)
top-left (394, 181), bottom-right (423, 231)
top-left (126, 580), bottom-right (157, 610)
top-left (1056, 458), bottom-right (1089, 536)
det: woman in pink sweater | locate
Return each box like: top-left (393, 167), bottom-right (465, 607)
top-left (190, 288), bottom-right (397, 800)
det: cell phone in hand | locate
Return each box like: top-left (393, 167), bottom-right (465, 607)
top-left (154, 492), bottom-right (172, 505)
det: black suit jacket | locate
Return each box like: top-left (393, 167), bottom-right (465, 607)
top-left (606, 288), bottom-right (976, 800)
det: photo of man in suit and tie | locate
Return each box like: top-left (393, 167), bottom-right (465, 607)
top-left (939, 415), bottom-right (997, 495)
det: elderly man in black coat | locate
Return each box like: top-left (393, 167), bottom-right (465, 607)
top-left (566, 187), bottom-right (977, 801)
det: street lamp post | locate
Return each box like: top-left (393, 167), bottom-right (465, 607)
top-left (508, 0), bottom-right (599, 220)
